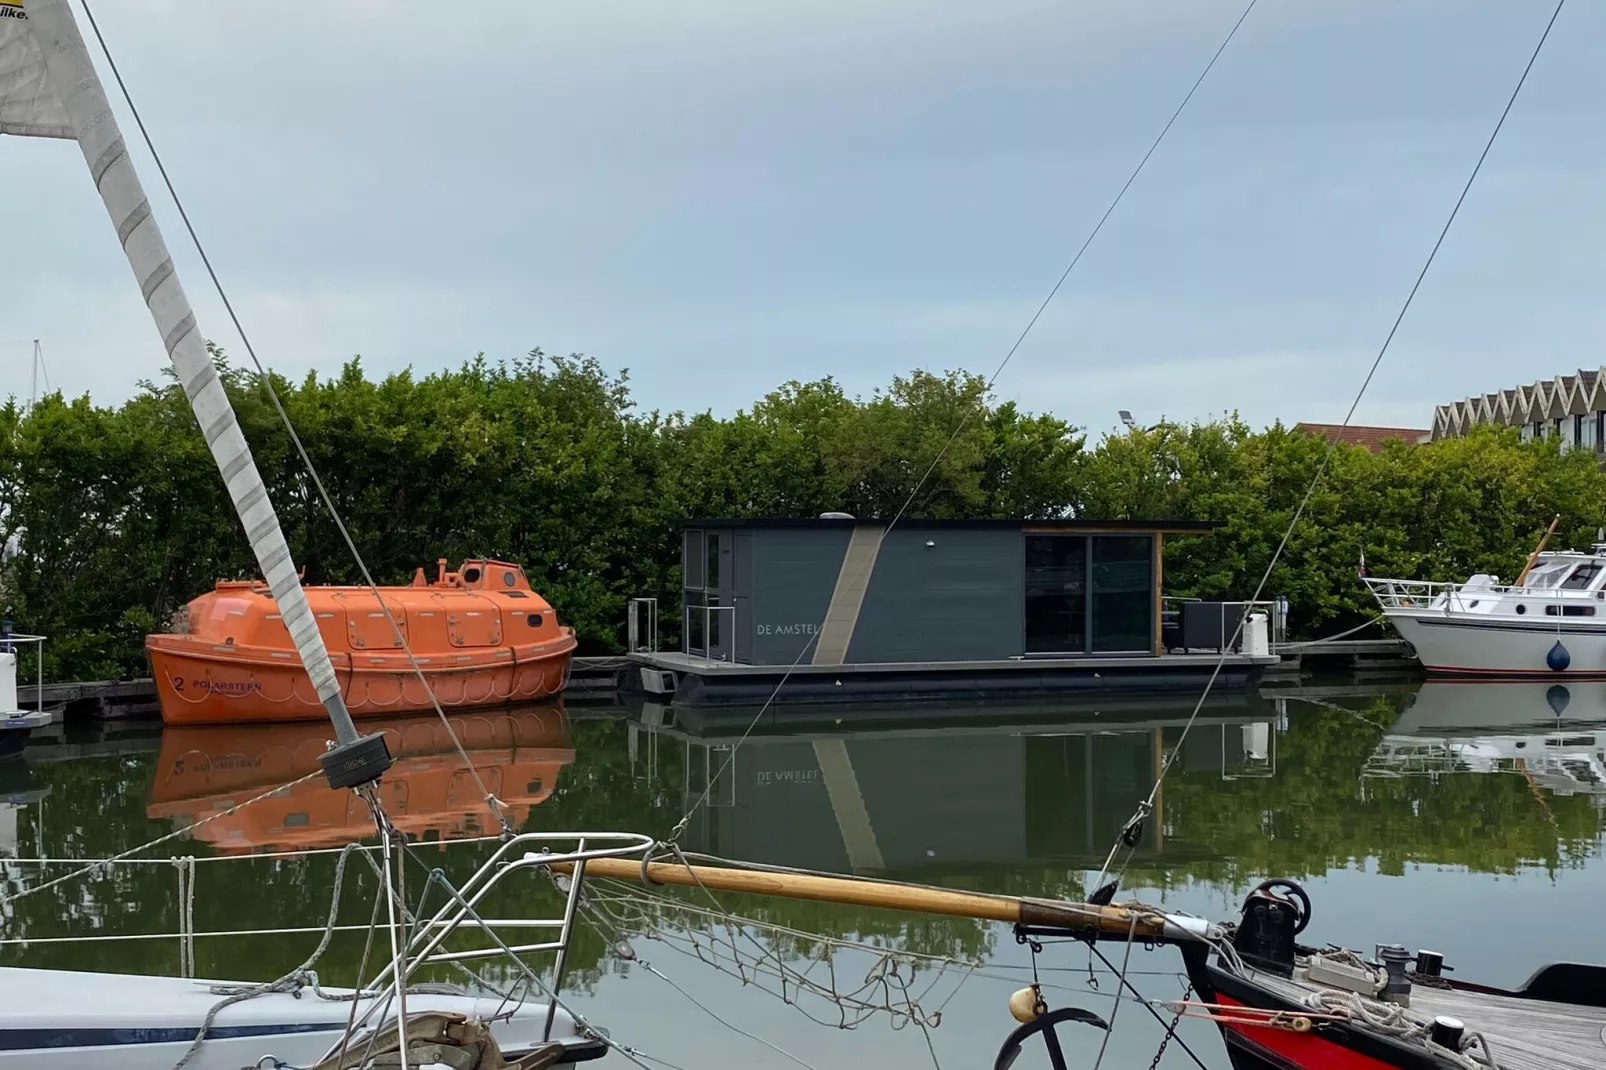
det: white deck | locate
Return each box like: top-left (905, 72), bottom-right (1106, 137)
top-left (0, 967), bottom-right (591, 1069)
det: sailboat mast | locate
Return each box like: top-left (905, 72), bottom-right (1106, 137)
top-left (23, 0), bottom-right (387, 786)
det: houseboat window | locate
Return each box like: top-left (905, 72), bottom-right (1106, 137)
top-left (1091, 536), bottom-right (1154, 652)
top-left (707, 533), bottom-right (721, 590)
top-left (1545, 604), bottom-right (1597, 617)
top-left (1025, 536), bottom-right (1086, 654)
top-left (1561, 562), bottom-right (1603, 590)
top-left (683, 530), bottom-right (705, 588)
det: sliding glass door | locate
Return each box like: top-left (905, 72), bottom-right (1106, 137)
top-left (1025, 536), bottom-right (1087, 653)
top-left (1024, 534), bottom-right (1153, 655)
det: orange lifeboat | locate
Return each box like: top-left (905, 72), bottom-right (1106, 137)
top-left (145, 558), bottom-right (578, 725)
top-left (145, 704), bottom-right (575, 852)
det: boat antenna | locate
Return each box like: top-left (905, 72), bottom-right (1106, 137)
top-left (1091, 0), bottom-right (1570, 897)
top-left (669, 0), bottom-right (1264, 842)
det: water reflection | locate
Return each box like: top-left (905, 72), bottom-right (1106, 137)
top-left (146, 705), bottom-right (574, 852)
top-left (0, 680), bottom-right (1600, 993)
top-left (639, 694), bottom-right (1282, 874)
top-left (1367, 681), bottom-right (1606, 798)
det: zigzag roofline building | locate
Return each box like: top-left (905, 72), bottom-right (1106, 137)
top-left (1433, 368), bottom-right (1606, 450)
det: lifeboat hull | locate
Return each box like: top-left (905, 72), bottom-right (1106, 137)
top-left (147, 559), bottom-right (579, 725)
top-left (148, 634), bottom-right (575, 724)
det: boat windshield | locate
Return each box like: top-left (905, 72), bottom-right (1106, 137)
top-left (1526, 560), bottom-right (1573, 589)
top-left (1561, 561), bottom-right (1605, 590)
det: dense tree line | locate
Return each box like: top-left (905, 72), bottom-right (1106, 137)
top-left (2, 350), bottom-right (1600, 680)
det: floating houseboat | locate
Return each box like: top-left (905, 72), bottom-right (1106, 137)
top-left (146, 559), bottom-right (576, 725)
top-left (628, 517), bottom-right (1280, 705)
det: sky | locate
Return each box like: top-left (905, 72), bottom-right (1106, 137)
top-left (3, 0), bottom-right (1604, 438)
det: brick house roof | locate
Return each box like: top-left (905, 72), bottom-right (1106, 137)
top-left (1294, 423), bottom-right (1430, 453)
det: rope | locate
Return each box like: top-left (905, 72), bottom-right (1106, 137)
top-left (0, 768), bottom-right (322, 910)
top-left (1094, 0), bottom-right (1570, 894)
top-left (173, 856), bottom-right (196, 979)
top-left (172, 843), bottom-right (362, 1070)
top-left (1276, 615), bottom-right (1383, 648)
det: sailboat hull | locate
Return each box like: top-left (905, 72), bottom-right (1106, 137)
top-left (1387, 611), bottom-right (1606, 677)
top-left (0, 967), bottom-right (604, 1068)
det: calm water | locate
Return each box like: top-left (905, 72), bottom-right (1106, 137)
top-left (2, 679), bottom-right (1604, 1069)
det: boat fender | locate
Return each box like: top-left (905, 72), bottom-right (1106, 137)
top-left (1008, 985), bottom-right (1046, 1023)
top-left (1546, 684), bottom-right (1571, 716)
top-left (1547, 640), bottom-right (1571, 672)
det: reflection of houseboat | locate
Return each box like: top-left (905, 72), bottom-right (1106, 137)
top-left (146, 705), bottom-right (574, 852)
top-left (629, 694), bottom-right (1279, 873)
top-left (146, 559), bottom-right (576, 725)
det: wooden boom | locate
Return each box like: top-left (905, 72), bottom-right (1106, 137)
top-left (1516, 514), bottom-right (1562, 585)
top-left (560, 857), bottom-right (1205, 942)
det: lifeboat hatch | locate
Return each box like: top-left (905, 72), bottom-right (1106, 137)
top-left (337, 593), bottom-right (409, 650)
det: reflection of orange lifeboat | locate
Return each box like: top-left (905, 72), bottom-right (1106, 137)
top-left (146, 559), bottom-right (577, 725)
top-left (147, 705), bottom-right (575, 852)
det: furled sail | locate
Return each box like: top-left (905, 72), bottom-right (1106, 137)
top-left (0, 1), bottom-right (69, 137)
top-left (9, 0), bottom-right (370, 756)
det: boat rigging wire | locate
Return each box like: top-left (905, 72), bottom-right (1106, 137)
top-left (76, 0), bottom-right (510, 837)
top-left (0, 767), bottom-right (323, 909)
top-left (1091, 0), bottom-right (1571, 895)
top-left (670, 0), bottom-right (1263, 841)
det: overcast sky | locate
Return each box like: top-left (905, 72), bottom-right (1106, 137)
top-left (3, 0), bottom-right (1602, 436)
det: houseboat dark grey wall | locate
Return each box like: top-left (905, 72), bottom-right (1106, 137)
top-left (679, 517), bottom-right (1212, 666)
top-left (639, 516), bottom-right (1274, 705)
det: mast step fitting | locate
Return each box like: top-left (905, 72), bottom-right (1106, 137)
top-left (319, 732), bottom-right (394, 789)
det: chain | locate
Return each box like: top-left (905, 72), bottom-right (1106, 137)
top-left (1147, 981), bottom-right (1193, 1070)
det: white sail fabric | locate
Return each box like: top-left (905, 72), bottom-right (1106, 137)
top-left (0, 1), bottom-right (70, 138)
top-left (15, 0), bottom-right (358, 737)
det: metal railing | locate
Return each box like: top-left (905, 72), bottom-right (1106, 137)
top-left (1362, 575), bottom-right (1589, 614)
top-left (683, 603), bottom-right (736, 664)
top-left (627, 597), bottom-right (658, 653)
top-left (0, 632), bottom-right (46, 720)
top-left (1162, 598), bottom-right (1285, 652)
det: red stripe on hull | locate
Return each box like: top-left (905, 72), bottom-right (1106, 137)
top-left (1214, 995), bottom-right (1401, 1070)
top-left (1423, 665), bottom-right (1606, 677)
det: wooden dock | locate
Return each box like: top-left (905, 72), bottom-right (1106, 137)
top-left (1264, 636), bottom-right (1418, 684)
top-left (20, 655), bottom-right (634, 721)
